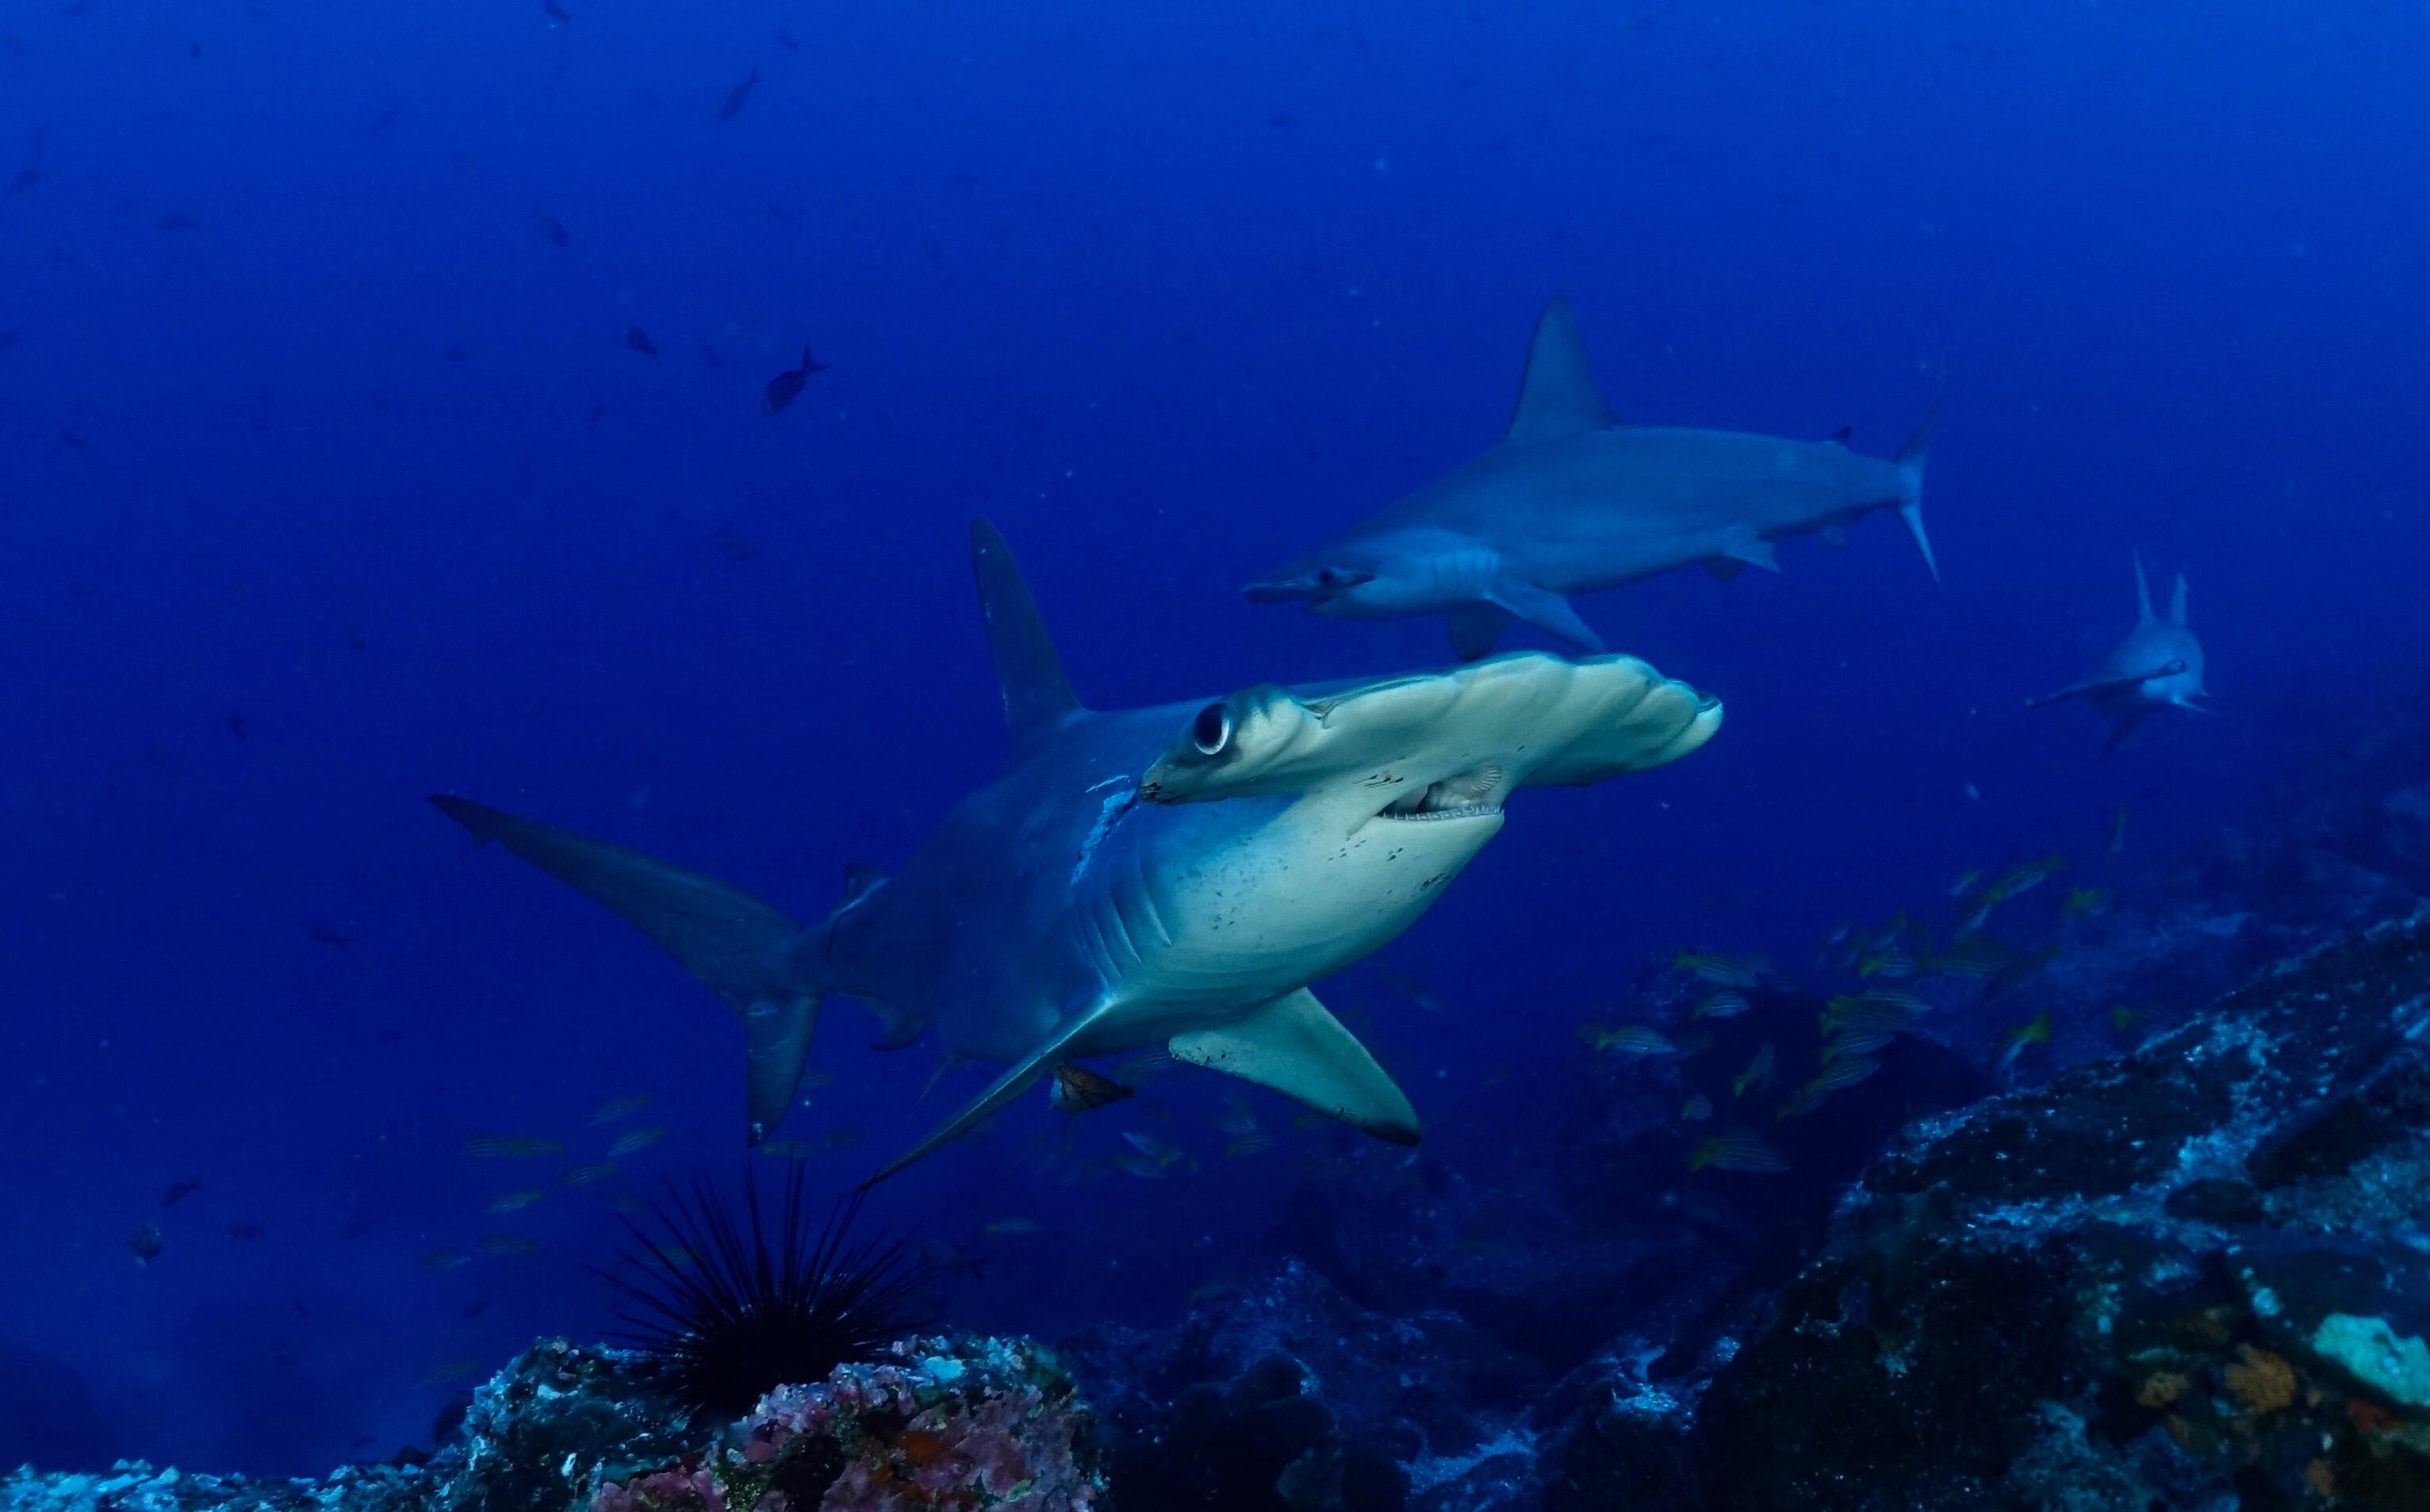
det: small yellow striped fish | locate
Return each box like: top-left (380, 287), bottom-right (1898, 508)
top-left (1692, 989), bottom-right (1752, 1020)
top-left (589, 1095), bottom-right (650, 1126)
top-left (419, 1248), bottom-right (470, 1271)
top-left (486, 1189), bottom-right (543, 1213)
top-left (606, 1124), bottom-right (666, 1158)
top-left (1688, 1131), bottom-right (1789, 1173)
top-left (557, 1162), bottom-right (618, 1187)
top-left (1580, 1023), bottom-right (1679, 1055)
top-left (1731, 1042), bottom-right (1777, 1098)
top-left (462, 1134), bottom-right (563, 1159)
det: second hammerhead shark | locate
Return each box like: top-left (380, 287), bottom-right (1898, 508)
top-left (1244, 297), bottom-right (1939, 659)
top-left (2026, 553), bottom-right (2209, 757)
top-left (431, 521), bottom-right (1721, 1183)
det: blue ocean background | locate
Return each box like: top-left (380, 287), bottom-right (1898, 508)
top-left (4, 0), bottom-right (2425, 1476)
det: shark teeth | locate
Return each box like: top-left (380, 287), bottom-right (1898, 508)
top-left (1380, 764), bottom-right (1506, 821)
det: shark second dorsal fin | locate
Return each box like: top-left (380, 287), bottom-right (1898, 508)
top-left (1169, 988), bottom-right (1419, 1145)
top-left (1504, 296), bottom-right (1616, 445)
top-left (969, 518), bottom-right (1083, 747)
top-left (2132, 551), bottom-right (2156, 624)
top-left (2169, 572), bottom-right (2190, 628)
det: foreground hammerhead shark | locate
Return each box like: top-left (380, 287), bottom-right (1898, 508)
top-left (431, 521), bottom-right (1721, 1182)
top-left (1244, 297), bottom-right (1939, 659)
top-left (2026, 553), bottom-right (2209, 757)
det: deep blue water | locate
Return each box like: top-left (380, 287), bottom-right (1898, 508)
top-left (3, 0), bottom-right (2425, 1476)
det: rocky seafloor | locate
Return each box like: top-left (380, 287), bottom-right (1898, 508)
top-left (13, 702), bottom-right (2430, 1510)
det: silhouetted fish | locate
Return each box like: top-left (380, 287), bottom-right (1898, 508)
top-left (309, 922), bottom-right (351, 950)
top-left (8, 167), bottom-right (39, 193)
top-left (366, 104), bottom-right (404, 140)
top-left (538, 214), bottom-right (569, 247)
top-left (228, 1221), bottom-right (266, 1240)
top-left (761, 344), bottom-right (827, 415)
top-left (157, 212), bottom-right (199, 231)
top-left (59, 428), bottom-right (86, 449)
top-left (776, 28), bottom-right (801, 52)
top-left (462, 1298), bottom-right (492, 1319)
top-left (715, 67), bottom-right (760, 121)
top-left (129, 1225), bottom-right (164, 1265)
top-left (226, 710), bottom-right (249, 740)
top-left (0, 331), bottom-right (17, 350)
top-left (541, 0), bottom-right (569, 22)
top-left (161, 1179), bottom-right (201, 1208)
top-left (624, 326), bottom-right (658, 357)
top-left (441, 343), bottom-right (470, 362)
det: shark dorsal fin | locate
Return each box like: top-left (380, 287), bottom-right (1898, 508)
top-left (1504, 296), bottom-right (1616, 445)
top-left (969, 518), bottom-right (1083, 746)
top-left (2132, 551), bottom-right (2156, 623)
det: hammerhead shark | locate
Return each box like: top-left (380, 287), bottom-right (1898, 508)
top-left (432, 521), bottom-right (1721, 1183)
top-left (2026, 553), bottom-right (2209, 757)
top-left (1244, 297), bottom-right (1939, 659)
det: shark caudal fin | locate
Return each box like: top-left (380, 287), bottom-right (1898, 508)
top-left (1895, 398), bottom-right (1939, 584)
top-left (430, 794), bottom-right (838, 1145)
top-left (969, 518), bottom-right (1085, 748)
top-left (1504, 296), bottom-right (1617, 445)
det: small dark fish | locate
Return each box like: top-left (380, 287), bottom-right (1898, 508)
top-left (228, 1220), bottom-right (265, 1240)
top-left (187, 39), bottom-right (200, 57)
top-left (161, 1179), bottom-right (201, 1208)
top-left (129, 1225), bottom-right (164, 1265)
top-left (1265, 113), bottom-right (1298, 128)
top-left (366, 104), bottom-right (404, 140)
top-left (440, 343), bottom-right (470, 362)
top-left (1050, 1064), bottom-right (1135, 1114)
top-left (715, 67), bottom-right (761, 121)
top-left (700, 344), bottom-right (722, 369)
top-left (585, 400), bottom-right (605, 422)
top-left (776, 28), bottom-right (801, 52)
top-left (541, 0), bottom-right (569, 22)
top-left (346, 634), bottom-right (368, 653)
top-left (761, 344), bottom-right (828, 415)
top-left (226, 710), bottom-right (249, 740)
top-left (538, 214), bottom-right (569, 247)
top-left (0, 31), bottom-right (30, 56)
top-left (341, 1215), bottom-right (376, 1240)
top-left (462, 1298), bottom-right (492, 1319)
top-left (9, 167), bottom-right (40, 193)
top-left (1984, 944), bottom-right (2060, 1000)
top-left (915, 1237), bottom-right (987, 1280)
top-left (157, 212), bottom-right (199, 232)
top-left (623, 326), bottom-right (658, 357)
top-left (0, 331), bottom-right (17, 350)
top-left (59, 427), bottom-right (86, 449)
top-left (309, 922), bottom-right (351, 950)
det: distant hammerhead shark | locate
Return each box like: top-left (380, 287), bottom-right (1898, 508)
top-left (1244, 297), bottom-right (1939, 660)
top-left (432, 520), bottom-right (1722, 1183)
top-left (2026, 553), bottom-right (2209, 757)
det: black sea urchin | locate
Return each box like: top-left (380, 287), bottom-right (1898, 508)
top-left (600, 1166), bottom-right (936, 1418)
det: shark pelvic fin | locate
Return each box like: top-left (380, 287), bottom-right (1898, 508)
top-left (427, 794), bottom-right (826, 1144)
top-left (1447, 602), bottom-right (1514, 661)
top-left (864, 999), bottom-right (1112, 1186)
top-left (1488, 581), bottom-right (1604, 652)
top-left (1169, 989), bottom-right (1419, 1146)
top-left (970, 518), bottom-right (1083, 747)
top-left (1504, 296), bottom-right (1616, 445)
top-left (1725, 537), bottom-right (1781, 572)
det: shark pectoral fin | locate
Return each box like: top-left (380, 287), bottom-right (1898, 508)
top-left (1447, 603), bottom-right (1514, 661)
top-left (1169, 989), bottom-right (1419, 1146)
top-left (1486, 582), bottom-right (1604, 653)
top-left (1703, 557), bottom-right (1744, 583)
top-left (744, 997), bottom-right (822, 1143)
top-left (2099, 710), bottom-right (2150, 761)
top-left (864, 1001), bottom-right (1110, 1186)
top-left (1724, 538), bottom-right (1780, 572)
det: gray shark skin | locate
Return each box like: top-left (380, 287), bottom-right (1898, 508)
top-left (431, 520), bottom-right (1721, 1183)
top-left (2026, 553), bottom-right (2209, 758)
top-left (1244, 297), bottom-right (1939, 660)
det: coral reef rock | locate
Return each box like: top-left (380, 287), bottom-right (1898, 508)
top-left (5, 1337), bottom-right (1103, 1512)
top-left (1556, 909), bottom-right (2430, 1511)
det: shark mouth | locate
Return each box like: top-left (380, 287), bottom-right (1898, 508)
top-left (1377, 764), bottom-right (1506, 822)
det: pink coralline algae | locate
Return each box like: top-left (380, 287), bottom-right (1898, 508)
top-left (592, 1336), bottom-right (1104, 1512)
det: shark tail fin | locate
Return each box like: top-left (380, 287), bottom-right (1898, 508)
top-left (430, 794), bottom-right (836, 1146)
top-left (970, 518), bottom-right (1084, 748)
top-left (1895, 397), bottom-right (1938, 584)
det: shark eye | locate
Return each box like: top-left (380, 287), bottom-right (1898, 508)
top-left (1189, 702), bottom-right (1234, 756)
